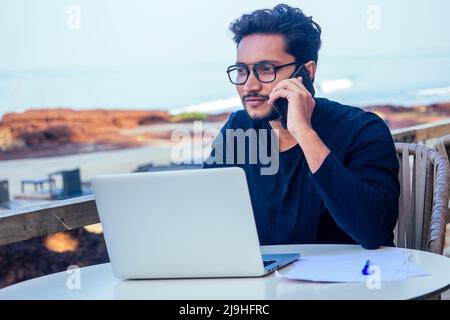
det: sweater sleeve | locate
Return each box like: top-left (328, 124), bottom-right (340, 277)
top-left (309, 115), bottom-right (400, 249)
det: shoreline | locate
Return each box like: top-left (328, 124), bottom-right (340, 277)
top-left (1, 101), bottom-right (450, 161)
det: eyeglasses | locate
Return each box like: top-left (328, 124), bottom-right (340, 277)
top-left (226, 61), bottom-right (300, 85)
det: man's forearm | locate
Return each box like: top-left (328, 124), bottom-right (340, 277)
top-left (294, 129), bottom-right (330, 174)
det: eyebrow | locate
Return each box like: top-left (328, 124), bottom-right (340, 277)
top-left (235, 59), bottom-right (283, 65)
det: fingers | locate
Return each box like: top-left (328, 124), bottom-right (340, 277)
top-left (287, 77), bottom-right (305, 90)
top-left (273, 83), bottom-right (303, 96)
top-left (272, 77), bottom-right (303, 94)
top-left (267, 88), bottom-right (291, 105)
top-left (272, 77), bottom-right (311, 97)
top-left (273, 77), bottom-right (304, 92)
top-left (268, 78), bottom-right (312, 105)
top-left (267, 87), bottom-right (306, 105)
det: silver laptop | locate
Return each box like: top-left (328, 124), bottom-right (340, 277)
top-left (92, 167), bottom-right (299, 279)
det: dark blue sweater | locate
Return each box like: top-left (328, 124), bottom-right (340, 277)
top-left (203, 97), bottom-right (400, 249)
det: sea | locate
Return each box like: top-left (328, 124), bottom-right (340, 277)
top-left (1, 53), bottom-right (450, 117)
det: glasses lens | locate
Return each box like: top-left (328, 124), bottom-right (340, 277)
top-left (255, 63), bottom-right (276, 83)
top-left (228, 65), bottom-right (248, 85)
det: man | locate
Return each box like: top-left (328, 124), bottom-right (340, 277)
top-left (203, 4), bottom-right (400, 249)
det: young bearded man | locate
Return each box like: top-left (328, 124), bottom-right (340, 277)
top-left (203, 4), bottom-right (400, 250)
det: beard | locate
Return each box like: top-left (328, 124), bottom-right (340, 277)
top-left (242, 100), bottom-right (280, 123)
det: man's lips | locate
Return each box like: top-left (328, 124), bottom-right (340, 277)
top-left (245, 98), bottom-right (267, 107)
top-left (244, 97), bottom-right (268, 101)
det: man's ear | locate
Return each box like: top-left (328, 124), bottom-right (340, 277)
top-left (304, 61), bottom-right (317, 82)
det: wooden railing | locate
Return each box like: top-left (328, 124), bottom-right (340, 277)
top-left (0, 195), bottom-right (97, 246)
top-left (0, 120), bottom-right (449, 247)
top-left (391, 118), bottom-right (450, 143)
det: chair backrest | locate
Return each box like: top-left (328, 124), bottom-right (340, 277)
top-left (435, 134), bottom-right (450, 161)
top-left (434, 134), bottom-right (450, 250)
top-left (61, 168), bottom-right (82, 197)
top-left (395, 143), bottom-right (450, 254)
top-left (0, 180), bottom-right (9, 205)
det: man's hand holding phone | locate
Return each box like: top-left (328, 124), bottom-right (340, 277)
top-left (267, 75), bottom-right (316, 141)
top-left (268, 74), bottom-right (330, 174)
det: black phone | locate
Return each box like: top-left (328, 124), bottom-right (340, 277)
top-left (272, 64), bottom-right (315, 129)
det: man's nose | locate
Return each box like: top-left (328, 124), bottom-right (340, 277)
top-left (243, 70), bottom-right (262, 93)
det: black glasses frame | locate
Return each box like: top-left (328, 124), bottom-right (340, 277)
top-left (226, 61), bottom-right (301, 85)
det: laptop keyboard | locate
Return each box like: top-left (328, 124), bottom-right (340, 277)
top-left (263, 260), bottom-right (276, 267)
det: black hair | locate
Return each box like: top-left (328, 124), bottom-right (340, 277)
top-left (229, 4), bottom-right (322, 64)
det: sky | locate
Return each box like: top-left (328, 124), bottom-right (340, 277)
top-left (1, 0), bottom-right (450, 70)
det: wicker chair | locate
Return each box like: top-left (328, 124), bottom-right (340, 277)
top-left (434, 134), bottom-right (450, 257)
top-left (395, 142), bottom-right (450, 255)
top-left (435, 134), bottom-right (450, 161)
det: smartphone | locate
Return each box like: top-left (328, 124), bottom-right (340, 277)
top-left (272, 64), bottom-right (315, 129)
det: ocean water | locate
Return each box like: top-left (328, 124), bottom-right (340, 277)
top-left (1, 54), bottom-right (450, 117)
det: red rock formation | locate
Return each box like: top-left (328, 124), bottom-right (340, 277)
top-left (0, 108), bottom-right (171, 159)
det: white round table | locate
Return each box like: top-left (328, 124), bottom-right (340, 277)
top-left (1, 245), bottom-right (449, 300)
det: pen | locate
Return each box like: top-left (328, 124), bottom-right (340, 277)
top-left (362, 259), bottom-right (372, 275)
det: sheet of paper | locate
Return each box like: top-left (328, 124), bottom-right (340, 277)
top-left (281, 250), bottom-right (429, 283)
